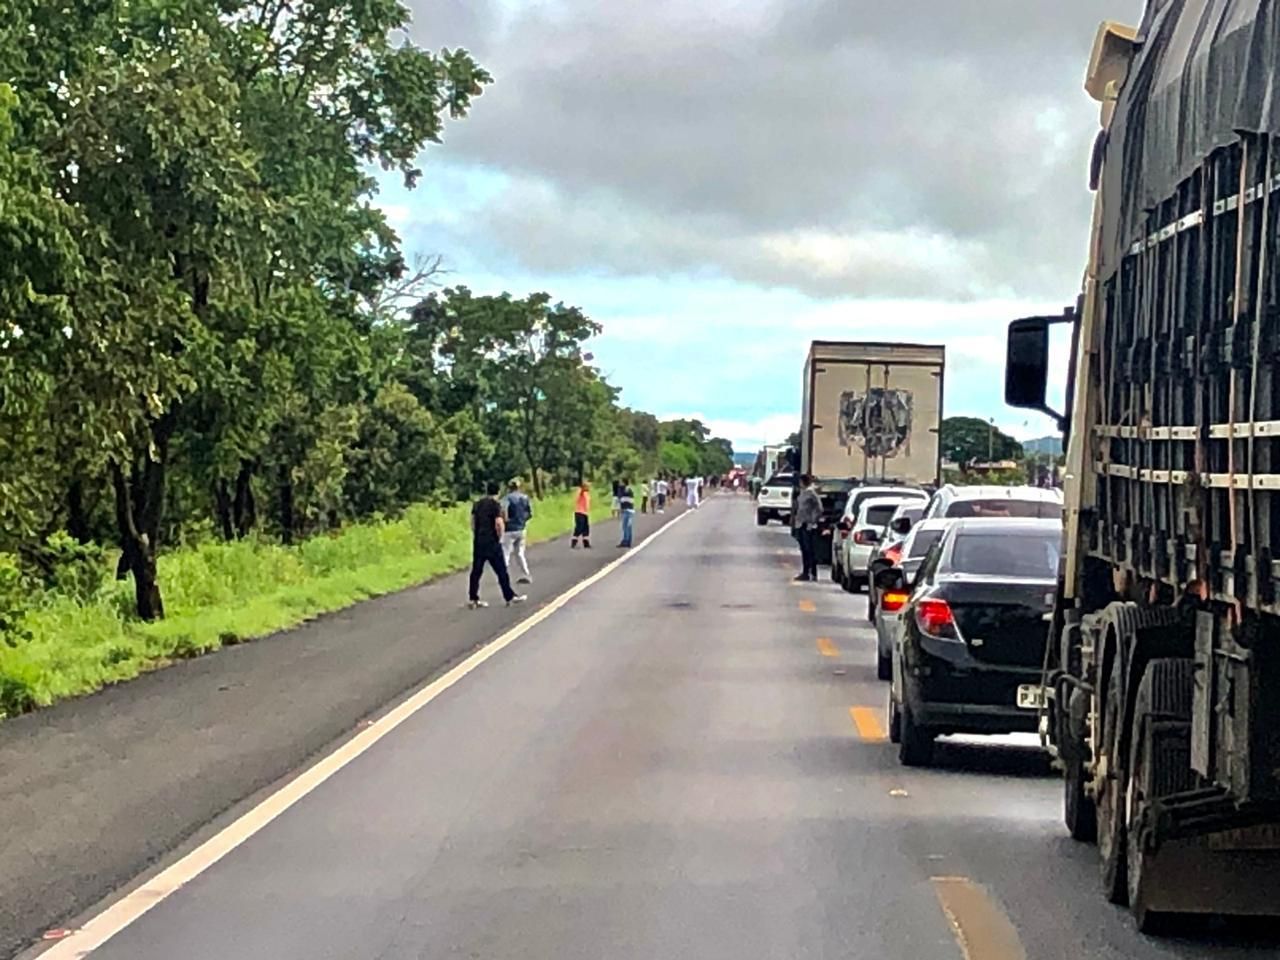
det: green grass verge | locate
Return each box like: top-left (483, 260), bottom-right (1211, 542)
top-left (0, 491), bottom-right (611, 718)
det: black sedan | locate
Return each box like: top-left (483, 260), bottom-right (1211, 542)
top-left (881, 518), bottom-right (1060, 767)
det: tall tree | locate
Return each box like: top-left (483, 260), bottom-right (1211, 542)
top-left (940, 416), bottom-right (1023, 465)
top-left (3, 2), bottom-right (489, 617)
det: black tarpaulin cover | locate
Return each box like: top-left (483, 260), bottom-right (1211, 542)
top-left (1099, 0), bottom-right (1280, 278)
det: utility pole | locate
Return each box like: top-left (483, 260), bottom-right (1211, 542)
top-left (988, 418), bottom-right (995, 462)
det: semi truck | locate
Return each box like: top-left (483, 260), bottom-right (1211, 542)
top-left (800, 341), bottom-right (944, 486)
top-left (1004, 7), bottom-right (1280, 930)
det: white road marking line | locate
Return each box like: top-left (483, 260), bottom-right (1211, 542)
top-left (38, 510), bottom-right (694, 959)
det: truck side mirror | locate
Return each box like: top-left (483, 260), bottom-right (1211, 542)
top-left (1005, 311), bottom-right (1073, 432)
top-left (1005, 317), bottom-right (1050, 409)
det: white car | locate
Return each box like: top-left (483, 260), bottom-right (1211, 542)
top-left (831, 487), bottom-right (928, 590)
top-left (872, 519), bottom-right (951, 680)
top-left (756, 473), bottom-right (794, 525)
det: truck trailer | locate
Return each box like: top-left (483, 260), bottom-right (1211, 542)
top-left (1004, 7), bottom-right (1280, 930)
top-left (800, 341), bottom-right (944, 487)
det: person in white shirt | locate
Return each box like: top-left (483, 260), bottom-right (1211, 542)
top-left (656, 478), bottom-right (669, 513)
top-left (686, 476), bottom-right (701, 509)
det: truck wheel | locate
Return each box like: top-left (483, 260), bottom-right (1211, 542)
top-left (756, 511), bottom-right (768, 526)
top-left (898, 702), bottom-right (934, 767)
top-left (829, 557), bottom-right (840, 582)
top-left (1064, 753), bottom-right (1097, 843)
top-left (1097, 665), bottom-right (1128, 905)
top-left (1125, 658), bottom-right (1196, 933)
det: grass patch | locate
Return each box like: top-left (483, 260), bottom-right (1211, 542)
top-left (0, 490), bottom-right (610, 718)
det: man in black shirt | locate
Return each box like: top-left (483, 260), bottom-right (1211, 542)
top-left (469, 482), bottom-right (527, 609)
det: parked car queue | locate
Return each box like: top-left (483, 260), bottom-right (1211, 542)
top-left (758, 479), bottom-right (1066, 770)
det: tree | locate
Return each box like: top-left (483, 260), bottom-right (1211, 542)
top-left (0, 3), bottom-right (490, 618)
top-left (940, 416), bottom-right (1023, 465)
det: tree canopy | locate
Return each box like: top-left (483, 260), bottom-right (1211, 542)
top-left (940, 417), bottom-right (1023, 465)
top-left (0, 4), bottom-right (731, 627)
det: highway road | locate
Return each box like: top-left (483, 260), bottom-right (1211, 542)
top-left (26, 497), bottom-right (1280, 960)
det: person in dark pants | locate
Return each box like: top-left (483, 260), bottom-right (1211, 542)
top-left (469, 482), bottom-right (527, 609)
top-left (617, 480), bottom-right (636, 548)
top-left (793, 473), bottom-right (822, 582)
top-left (571, 481), bottom-right (592, 548)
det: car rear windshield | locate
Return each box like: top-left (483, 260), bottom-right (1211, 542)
top-left (816, 479), bottom-right (857, 495)
top-left (950, 532), bottom-right (1061, 578)
top-left (764, 474), bottom-right (793, 487)
top-left (897, 504), bottom-right (924, 522)
top-left (907, 528), bottom-right (944, 559)
top-left (945, 498), bottom-right (1062, 520)
top-left (865, 504), bottom-right (898, 527)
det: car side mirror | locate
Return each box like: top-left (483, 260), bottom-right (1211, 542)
top-left (889, 517), bottom-right (912, 535)
top-left (874, 567), bottom-right (906, 592)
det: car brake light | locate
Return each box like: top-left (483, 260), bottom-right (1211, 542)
top-left (881, 590), bottom-right (909, 613)
top-left (853, 530), bottom-right (873, 545)
top-left (916, 598), bottom-right (958, 639)
top-left (884, 544), bottom-right (903, 564)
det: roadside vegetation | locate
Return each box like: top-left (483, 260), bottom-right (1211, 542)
top-left (0, 491), bottom-right (613, 718)
top-left (0, 4), bottom-right (735, 717)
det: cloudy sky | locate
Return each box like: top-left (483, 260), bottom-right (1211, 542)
top-left (384, 0), bottom-right (1147, 450)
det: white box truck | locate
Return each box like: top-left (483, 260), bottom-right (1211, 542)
top-left (800, 341), bottom-right (945, 486)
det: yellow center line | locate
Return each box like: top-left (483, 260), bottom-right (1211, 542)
top-left (816, 637), bottom-right (839, 657)
top-left (849, 706), bottom-right (887, 742)
top-left (798, 599), bottom-right (816, 613)
top-left (931, 877), bottom-right (1027, 960)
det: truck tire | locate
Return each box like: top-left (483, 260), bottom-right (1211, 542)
top-left (1125, 658), bottom-right (1196, 933)
top-left (877, 647), bottom-right (892, 681)
top-left (1064, 753), bottom-right (1098, 843)
top-left (756, 510), bottom-right (768, 526)
top-left (898, 702), bottom-right (934, 767)
top-left (1097, 665), bottom-right (1128, 905)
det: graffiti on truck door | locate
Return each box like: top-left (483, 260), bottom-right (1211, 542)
top-left (838, 388), bottom-right (913, 459)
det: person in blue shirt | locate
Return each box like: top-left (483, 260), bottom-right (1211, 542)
top-left (500, 479), bottom-right (535, 584)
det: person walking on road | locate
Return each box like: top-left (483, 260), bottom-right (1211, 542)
top-left (469, 482), bottom-right (526, 609)
top-left (571, 481), bottom-right (593, 549)
top-left (617, 480), bottom-right (637, 548)
top-left (500, 479), bottom-right (534, 584)
top-left (656, 477), bottom-right (669, 513)
top-left (793, 474), bottom-right (822, 582)
top-left (686, 475), bottom-right (701, 510)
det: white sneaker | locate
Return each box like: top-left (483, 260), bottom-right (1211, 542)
top-left (507, 595), bottom-right (528, 606)
top-left (468, 600), bottom-right (489, 610)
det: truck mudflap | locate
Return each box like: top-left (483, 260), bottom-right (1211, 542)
top-left (1127, 834), bottom-right (1280, 921)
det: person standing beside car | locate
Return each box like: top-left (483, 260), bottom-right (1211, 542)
top-left (500, 479), bottom-right (534, 585)
top-left (793, 474), bottom-right (822, 582)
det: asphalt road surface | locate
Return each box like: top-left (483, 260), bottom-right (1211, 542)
top-left (22, 497), bottom-right (1280, 960)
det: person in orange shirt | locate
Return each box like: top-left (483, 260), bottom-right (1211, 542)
top-left (571, 482), bottom-right (593, 549)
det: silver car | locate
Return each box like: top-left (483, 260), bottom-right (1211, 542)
top-left (872, 519), bottom-right (951, 681)
top-left (831, 487), bottom-right (928, 591)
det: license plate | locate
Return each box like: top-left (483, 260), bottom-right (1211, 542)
top-left (1208, 825), bottom-right (1280, 851)
top-left (1016, 685), bottom-right (1044, 710)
